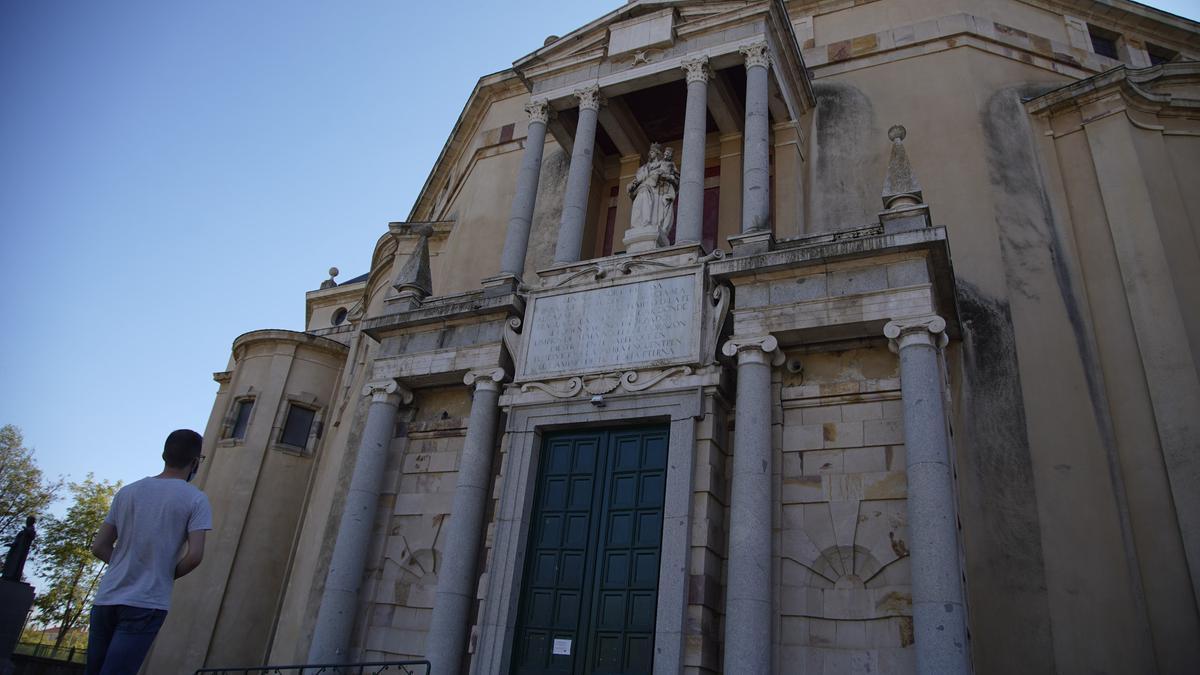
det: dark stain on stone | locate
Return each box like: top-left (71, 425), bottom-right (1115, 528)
top-left (955, 280), bottom-right (1057, 671)
top-left (527, 147), bottom-right (570, 272)
top-left (899, 616), bottom-right (914, 647)
top-left (994, 22), bottom-right (1028, 39)
top-left (889, 531), bottom-right (909, 557)
top-left (812, 82), bottom-right (877, 232)
top-left (982, 86), bottom-right (1146, 648)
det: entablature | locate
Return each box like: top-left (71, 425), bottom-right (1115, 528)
top-left (517, 0), bottom-right (813, 124)
top-left (709, 225), bottom-right (960, 347)
top-left (362, 290), bottom-right (523, 389)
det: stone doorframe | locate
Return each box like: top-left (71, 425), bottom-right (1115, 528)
top-left (472, 387), bottom-right (704, 675)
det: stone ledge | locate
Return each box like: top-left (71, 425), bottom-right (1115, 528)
top-left (361, 291), bottom-right (523, 340)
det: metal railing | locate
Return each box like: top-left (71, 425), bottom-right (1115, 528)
top-left (12, 641), bottom-right (88, 664)
top-left (194, 661), bottom-right (430, 675)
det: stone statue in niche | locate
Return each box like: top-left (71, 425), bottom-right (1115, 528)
top-left (624, 143), bottom-right (679, 253)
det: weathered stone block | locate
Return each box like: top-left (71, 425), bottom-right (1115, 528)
top-left (803, 449), bottom-right (843, 474)
top-left (781, 616), bottom-right (810, 645)
top-left (843, 446), bottom-right (887, 473)
top-left (826, 265), bottom-right (888, 297)
top-left (836, 620), bottom-right (868, 648)
top-left (802, 404), bottom-right (843, 425)
top-left (771, 273), bottom-right (828, 304)
top-left (785, 423), bottom-right (825, 450)
top-left (782, 474), bottom-right (825, 503)
top-left (737, 282), bottom-right (770, 308)
top-left (809, 618), bottom-right (837, 647)
top-left (841, 401), bottom-right (883, 422)
top-left (863, 418), bottom-right (904, 445)
top-left (782, 450), bottom-right (803, 478)
top-left (822, 421), bottom-right (864, 449)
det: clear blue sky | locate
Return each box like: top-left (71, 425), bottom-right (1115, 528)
top-left (2, 0), bottom-right (1198, 500)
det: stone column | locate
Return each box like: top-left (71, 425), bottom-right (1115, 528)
top-left (740, 43), bottom-right (771, 233)
top-left (720, 334), bottom-right (784, 674)
top-left (425, 368), bottom-right (506, 675)
top-left (499, 101), bottom-right (550, 279)
top-left (554, 85), bottom-right (602, 264)
top-left (676, 56), bottom-right (709, 246)
top-left (309, 379), bottom-right (412, 665)
top-left (884, 316), bottom-right (971, 674)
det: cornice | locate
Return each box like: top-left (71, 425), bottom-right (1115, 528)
top-left (1025, 61), bottom-right (1200, 116)
top-left (1015, 0), bottom-right (1200, 49)
top-left (407, 71), bottom-right (528, 222)
top-left (231, 329), bottom-right (349, 362)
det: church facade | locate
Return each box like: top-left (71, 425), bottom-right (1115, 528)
top-left (147, 1), bottom-right (1200, 673)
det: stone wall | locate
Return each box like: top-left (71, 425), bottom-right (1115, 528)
top-left (355, 387), bottom-right (473, 662)
top-left (687, 393), bottom-right (731, 674)
top-left (776, 348), bottom-right (915, 673)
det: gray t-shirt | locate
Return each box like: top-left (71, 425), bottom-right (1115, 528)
top-left (93, 476), bottom-right (213, 610)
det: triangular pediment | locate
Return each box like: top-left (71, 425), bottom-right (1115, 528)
top-left (515, 0), bottom-right (781, 84)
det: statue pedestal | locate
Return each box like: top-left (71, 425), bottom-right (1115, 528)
top-left (622, 225), bottom-right (667, 254)
top-left (0, 579), bottom-right (34, 666)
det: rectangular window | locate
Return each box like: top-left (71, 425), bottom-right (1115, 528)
top-left (279, 405), bottom-right (316, 448)
top-left (1147, 43), bottom-right (1177, 66)
top-left (1089, 25), bottom-right (1120, 60)
top-left (229, 399), bottom-right (253, 440)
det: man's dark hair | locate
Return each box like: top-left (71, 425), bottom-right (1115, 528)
top-left (163, 429), bottom-right (203, 468)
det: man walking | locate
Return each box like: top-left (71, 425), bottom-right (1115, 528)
top-left (86, 429), bottom-right (213, 675)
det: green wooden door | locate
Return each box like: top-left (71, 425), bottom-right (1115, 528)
top-left (512, 426), bottom-right (669, 675)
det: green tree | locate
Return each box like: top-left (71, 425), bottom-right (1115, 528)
top-left (33, 475), bottom-right (120, 650)
top-left (0, 424), bottom-right (61, 546)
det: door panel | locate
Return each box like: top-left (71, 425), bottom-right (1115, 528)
top-left (513, 427), bottom-right (668, 675)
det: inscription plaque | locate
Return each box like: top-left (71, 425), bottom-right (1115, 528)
top-left (520, 274), bottom-right (699, 379)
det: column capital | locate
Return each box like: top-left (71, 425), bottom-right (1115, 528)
top-left (362, 378), bottom-right (414, 406)
top-left (884, 315), bottom-right (948, 351)
top-left (740, 42), bottom-right (771, 69)
top-left (681, 55), bottom-right (710, 83)
top-left (464, 368), bottom-right (507, 392)
top-left (574, 85), bottom-right (604, 112)
top-left (722, 334), bottom-right (786, 366)
top-left (525, 99), bottom-right (551, 125)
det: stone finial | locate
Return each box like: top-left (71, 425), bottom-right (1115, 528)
top-left (320, 267), bottom-right (338, 290)
top-left (877, 124), bottom-right (932, 233)
top-left (881, 125), bottom-right (922, 209)
top-left (392, 224), bottom-right (434, 303)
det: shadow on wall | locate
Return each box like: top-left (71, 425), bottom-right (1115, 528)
top-left (809, 82), bottom-right (879, 233)
top-left (527, 148), bottom-right (570, 275)
top-left (948, 83), bottom-right (1072, 674)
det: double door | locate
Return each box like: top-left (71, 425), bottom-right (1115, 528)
top-left (512, 426), bottom-right (669, 675)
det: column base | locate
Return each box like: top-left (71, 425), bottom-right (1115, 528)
top-left (622, 225), bottom-right (668, 254)
top-left (727, 229), bottom-right (775, 256)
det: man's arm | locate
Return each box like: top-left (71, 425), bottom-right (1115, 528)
top-left (174, 530), bottom-right (206, 579)
top-left (91, 523), bottom-right (117, 564)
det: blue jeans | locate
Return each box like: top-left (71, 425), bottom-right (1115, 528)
top-left (86, 604), bottom-right (167, 675)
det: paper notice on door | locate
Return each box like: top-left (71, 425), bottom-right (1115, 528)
top-left (552, 638), bottom-right (572, 655)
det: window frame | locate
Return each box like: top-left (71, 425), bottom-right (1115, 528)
top-left (1088, 24), bottom-right (1121, 61)
top-left (228, 397), bottom-right (255, 441)
top-left (218, 389), bottom-right (259, 447)
top-left (270, 393), bottom-right (326, 456)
